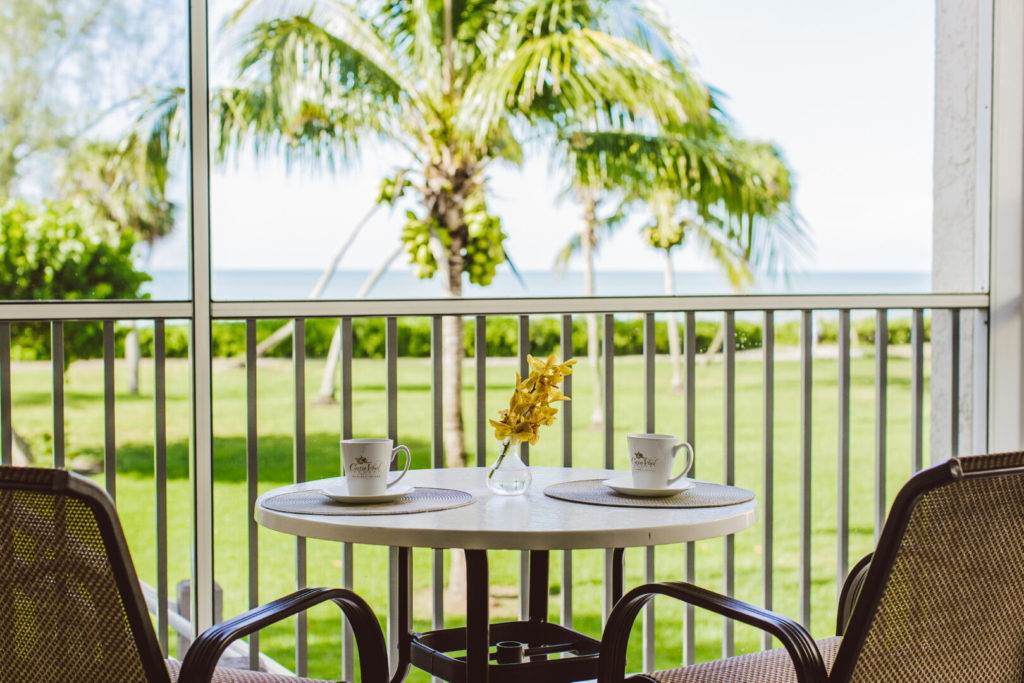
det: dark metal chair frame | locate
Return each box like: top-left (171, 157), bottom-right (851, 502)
top-left (597, 454), bottom-right (1021, 683)
top-left (0, 466), bottom-right (391, 682)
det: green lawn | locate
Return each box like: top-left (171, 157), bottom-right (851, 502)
top-left (7, 345), bottom-right (929, 679)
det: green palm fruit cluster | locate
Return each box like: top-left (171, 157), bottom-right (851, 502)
top-left (399, 190), bottom-right (506, 286)
top-left (462, 193), bottom-right (506, 286)
top-left (401, 211), bottom-right (446, 278)
top-left (643, 220), bottom-right (686, 251)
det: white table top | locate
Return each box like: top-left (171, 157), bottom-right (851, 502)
top-left (255, 467), bottom-right (756, 551)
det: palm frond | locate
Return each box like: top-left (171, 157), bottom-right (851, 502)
top-left (459, 27), bottom-right (701, 143)
top-left (217, 14), bottom-right (423, 168)
top-left (133, 86), bottom-right (187, 190)
top-left (374, 0), bottom-right (443, 96)
top-left (233, 0), bottom-right (416, 94)
top-left (692, 220), bottom-right (753, 289)
top-left (553, 232), bottom-right (582, 269)
top-left (562, 126), bottom-right (748, 213)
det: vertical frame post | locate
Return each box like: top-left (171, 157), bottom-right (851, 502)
top-left (722, 311), bottom-right (736, 657)
top-left (799, 310), bottom-right (813, 627)
top-left (186, 0), bottom-right (215, 636)
top-left (837, 310), bottom-right (851, 594)
top-left (761, 310), bottom-right (774, 650)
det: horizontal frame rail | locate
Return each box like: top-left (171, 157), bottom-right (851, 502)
top-left (0, 301), bottom-right (191, 320)
top-left (209, 293), bottom-right (988, 318)
top-left (0, 294), bottom-right (988, 322)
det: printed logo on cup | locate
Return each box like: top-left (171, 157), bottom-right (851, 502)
top-left (630, 451), bottom-right (658, 472)
top-left (347, 455), bottom-right (384, 479)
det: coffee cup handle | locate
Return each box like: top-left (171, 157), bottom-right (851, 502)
top-left (667, 442), bottom-right (695, 485)
top-left (387, 445), bottom-right (412, 488)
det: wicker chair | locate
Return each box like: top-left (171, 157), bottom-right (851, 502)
top-left (0, 466), bottom-right (390, 682)
top-left (598, 451), bottom-right (1024, 682)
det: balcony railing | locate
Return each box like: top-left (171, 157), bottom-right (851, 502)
top-left (0, 291), bottom-right (989, 679)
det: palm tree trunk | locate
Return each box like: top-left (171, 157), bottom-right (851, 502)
top-left (315, 245), bottom-right (403, 404)
top-left (127, 247), bottom-right (156, 395)
top-left (125, 323), bottom-right (141, 395)
top-left (580, 191), bottom-right (604, 426)
top-left (441, 264), bottom-right (465, 469)
top-left (664, 250), bottom-right (683, 392)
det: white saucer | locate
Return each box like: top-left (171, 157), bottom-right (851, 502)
top-left (602, 476), bottom-right (695, 498)
top-left (319, 483), bottom-right (414, 504)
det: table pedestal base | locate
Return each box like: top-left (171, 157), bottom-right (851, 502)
top-left (392, 547), bottom-right (625, 683)
top-left (410, 620), bottom-right (601, 682)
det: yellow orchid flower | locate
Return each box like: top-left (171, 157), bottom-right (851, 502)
top-left (491, 355), bottom-right (576, 446)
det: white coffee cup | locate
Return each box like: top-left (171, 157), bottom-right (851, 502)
top-left (341, 438), bottom-right (412, 495)
top-left (626, 433), bottom-right (694, 489)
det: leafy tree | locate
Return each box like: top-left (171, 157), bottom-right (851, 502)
top-left (198, 0), bottom-right (709, 466)
top-left (0, 199), bottom-right (150, 360)
top-left (59, 137), bottom-right (176, 252)
top-left (0, 0), bottom-right (182, 198)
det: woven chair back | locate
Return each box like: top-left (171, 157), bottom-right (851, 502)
top-left (833, 453), bottom-right (1024, 683)
top-left (0, 466), bottom-right (169, 683)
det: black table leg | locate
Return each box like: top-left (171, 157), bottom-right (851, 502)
top-left (611, 548), bottom-right (625, 606)
top-left (528, 550), bottom-right (550, 622)
top-left (390, 547), bottom-right (412, 683)
top-left (465, 549), bottom-right (490, 683)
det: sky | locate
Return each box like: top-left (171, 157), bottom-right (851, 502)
top-left (151, 0), bottom-right (935, 276)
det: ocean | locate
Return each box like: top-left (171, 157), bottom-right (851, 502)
top-left (145, 269), bottom-right (932, 301)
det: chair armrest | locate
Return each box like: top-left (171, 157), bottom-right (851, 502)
top-left (837, 553), bottom-right (872, 636)
top-left (178, 587), bottom-right (389, 683)
top-left (598, 581), bottom-right (828, 683)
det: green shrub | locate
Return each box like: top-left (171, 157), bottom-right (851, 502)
top-left (0, 200), bottom-right (149, 361)
top-left (854, 316), bottom-right (931, 345)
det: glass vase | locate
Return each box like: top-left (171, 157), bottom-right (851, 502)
top-left (487, 441), bottom-right (532, 495)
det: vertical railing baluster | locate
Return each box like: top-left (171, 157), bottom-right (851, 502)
top-left (874, 310), bottom-right (888, 539)
top-left (683, 310), bottom-right (696, 665)
top-left (518, 315), bottom-right (530, 465)
top-left (0, 322), bottom-right (9, 466)
top-left (604, 313), bottom-right (615, 468)
top-left (837, 310), bottom-right (850, 597)
top-left (475, 316), bottom-right (486, 467)
top-left (431, 316), bottom-right (444, 635)
top-left (103, 320), bottom-right (116, 499)
top-left (602, 313), bottom-right (616, 622)
top-left (799, 310), bottom-right (812, 627)
top-left (293, 318), bottom-right (307, 676)
top-left (386, 317), bottom-right (398, 441)
top-left (153, 320), bottom-right (169, 654)
top-left (950, 309), bottom-right (960, 456)
top-left (244, 320), bottom-right (258, 669)
top-left (911, 310), bottom-right (925, 472)
top-left (642, 312), bottom-right (656, 670)
top-left (342, 318), bottom-right (353, 442)
top-left (386, 316), bottom-right (401, 670)
top-left (51, 321), bottom-right (65, 468)
top-left (723, 312), bottom-right (736, 658)
top-left (340, 317), bottom-right (354, 681)
top-left (560, 314), bottom-right (573, 629)
top-left (518, 314), bottom-right (530, 621)
top-left (761, 311), bottom-right (774, 651)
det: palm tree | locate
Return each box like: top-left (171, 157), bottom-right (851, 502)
top-left (560, 116), bottom-right (807, 389)
top-left (209, 0), bottom-right (709, 468)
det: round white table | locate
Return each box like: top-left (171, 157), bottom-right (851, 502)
top-left (255, 467), bottom-right (756, 682)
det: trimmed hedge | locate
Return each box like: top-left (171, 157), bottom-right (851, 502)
top-left (10, 314), bottom-right (933, 361)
